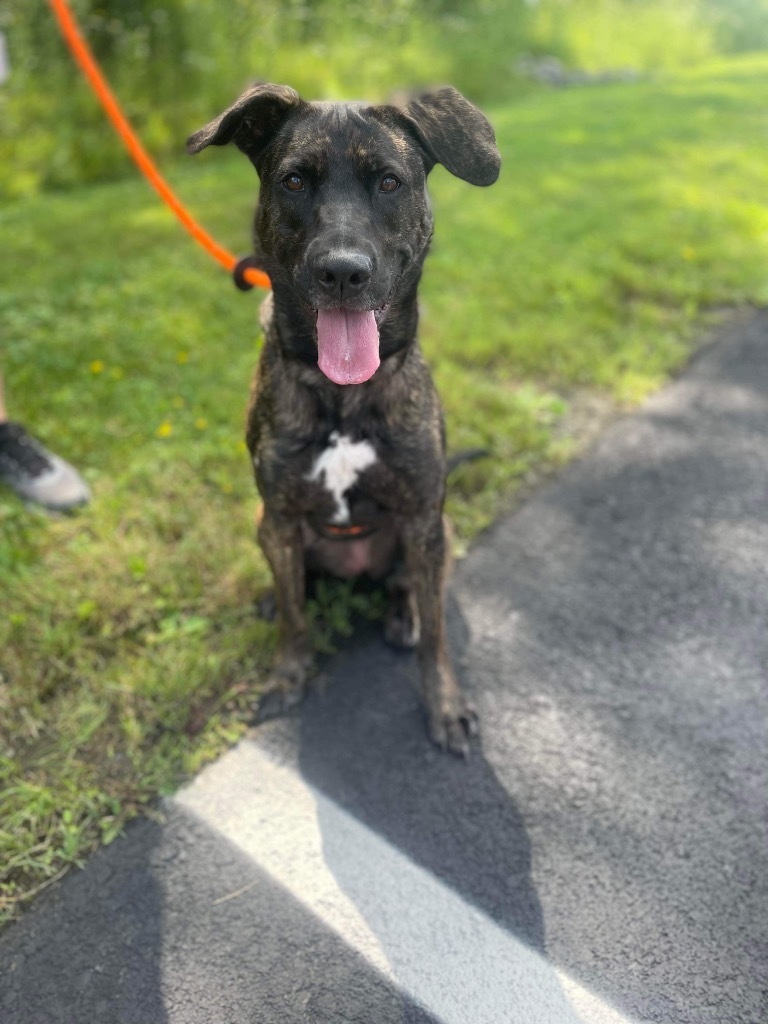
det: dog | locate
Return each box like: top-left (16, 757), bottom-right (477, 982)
top-left (188, 83), bottom-right (500, 755)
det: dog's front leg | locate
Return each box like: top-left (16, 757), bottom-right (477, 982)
top-left (403, 514), bottom-right (478, 756)
top-left (255, 509), bottom-right (314, 721)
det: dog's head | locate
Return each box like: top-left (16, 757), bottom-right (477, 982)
top-left (188, 84), bottom-right (500, 385)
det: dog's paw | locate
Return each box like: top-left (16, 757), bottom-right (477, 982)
top-left (254, 681), bottom-right (305, 723)
top-left (253, 650), bottom-right (313, 724)
top-left (427, 703), bottom-right (479, 758)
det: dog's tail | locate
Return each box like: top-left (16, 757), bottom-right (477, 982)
top-left (446, 448), bottom-right (488, 477)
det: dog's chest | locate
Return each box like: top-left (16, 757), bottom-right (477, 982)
top-left (305, 431), bottom-right (377, 523)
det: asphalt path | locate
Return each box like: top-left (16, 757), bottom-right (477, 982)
top-left (2, 313), bottom-right (768, 1023)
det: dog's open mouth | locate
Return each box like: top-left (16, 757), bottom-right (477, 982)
top-left (315, 307), bottom-right (387, 386)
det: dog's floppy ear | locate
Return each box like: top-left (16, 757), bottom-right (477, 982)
top-left (399, 87), bottom-right (500, 186)
top-left (186, 83), bottom-right (304, 165)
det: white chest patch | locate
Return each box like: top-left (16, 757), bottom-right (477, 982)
top-left (306, 431), bottom-right (377, 524)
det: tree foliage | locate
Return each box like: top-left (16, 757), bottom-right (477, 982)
top-left (1, 0), bottom-right (767, 197)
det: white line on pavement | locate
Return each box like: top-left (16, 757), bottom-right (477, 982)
top-left (174, 739), bottom-right (636, 1024)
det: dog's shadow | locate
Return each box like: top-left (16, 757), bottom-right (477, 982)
top-left (287, 593), bottom-right (583, 1022)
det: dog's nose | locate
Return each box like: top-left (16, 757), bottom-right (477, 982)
top-left (313, 251), bottom-right (372, 299)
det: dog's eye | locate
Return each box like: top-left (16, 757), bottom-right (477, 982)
top-left (379, 175), bottom-right (400, 194)
top-left (282, 173), bottom-right (305, 192)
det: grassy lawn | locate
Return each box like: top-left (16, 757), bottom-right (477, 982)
top-left (2, 55), bottom-right (768, 924)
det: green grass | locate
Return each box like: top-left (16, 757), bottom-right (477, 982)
top-left (3, 55), bottom-right (768, 924)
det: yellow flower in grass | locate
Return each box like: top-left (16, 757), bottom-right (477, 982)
top-left (195, 418), bottom-right (208, 430)
top-left (90, 360), bottom-right (105, 374)
top-left (156, 420), bottom-right (173, 438)
top-left (176, 351), bottom-right (189, 364)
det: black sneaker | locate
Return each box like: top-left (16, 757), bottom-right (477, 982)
top-left (0, 422), bottom-right (90, 510)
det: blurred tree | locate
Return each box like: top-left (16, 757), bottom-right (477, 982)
top-left (703, 0), bottom-right (768, 51)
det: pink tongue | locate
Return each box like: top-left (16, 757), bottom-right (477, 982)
top-left (316, 309), bottom-right (380, 385)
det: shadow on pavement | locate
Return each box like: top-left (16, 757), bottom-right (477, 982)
top-left (296, 599), bottom-right (584, 1021)
top-left (0, 817), bottom-right (168, 1024)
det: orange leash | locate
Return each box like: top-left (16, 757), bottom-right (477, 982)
top-left (47, 0), bottom-right (270, 292)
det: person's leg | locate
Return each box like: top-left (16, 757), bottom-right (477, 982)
top-left (0, 371), bottom-right (91, 510)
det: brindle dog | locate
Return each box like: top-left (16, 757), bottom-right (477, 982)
top-left (188, 84), bottom-right (500, 755)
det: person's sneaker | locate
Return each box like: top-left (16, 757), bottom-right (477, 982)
top-left (0, 421), bottom-right (90, 511)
